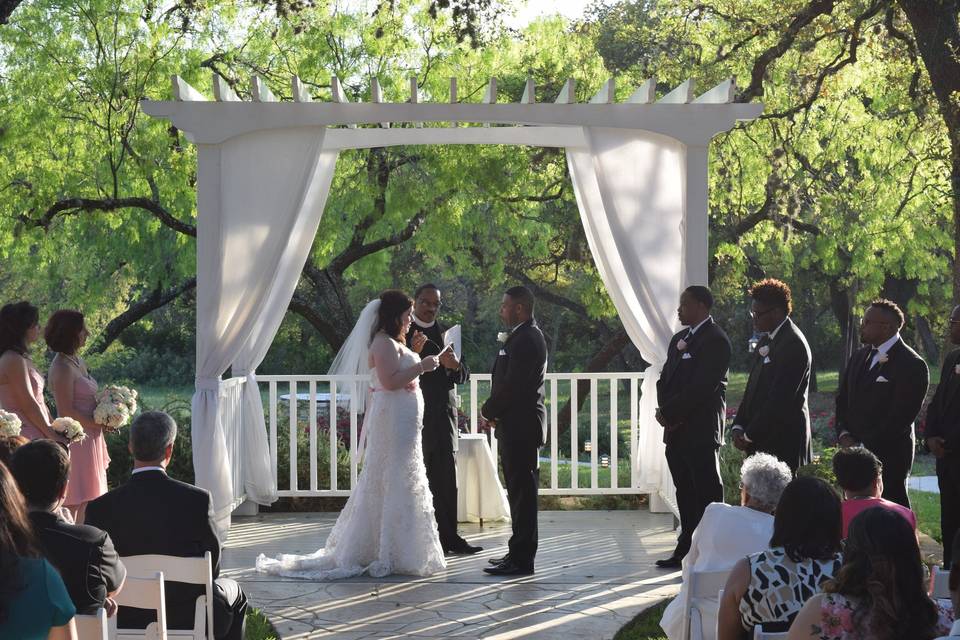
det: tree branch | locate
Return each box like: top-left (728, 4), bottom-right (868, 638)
top-left (18, 196), bottom-right (196, 237)
top-left (85, 277), bottom-right (196, 355)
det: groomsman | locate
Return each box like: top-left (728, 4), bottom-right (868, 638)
top-left (655, 286), bottom-right (730, 569)
top-left (925, 305), bottom-right (960, 565)
top-left (836, 299), bottom-right (928, 508)
top-left (482, 286), bottom-right (548, 576)
top-left (731, 279), bottom-right (813, 472)
top-left (406, 283), bottom-right (481, 555)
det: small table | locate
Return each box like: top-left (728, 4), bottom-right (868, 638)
top-left (456, 433), bottom-right (510, 525)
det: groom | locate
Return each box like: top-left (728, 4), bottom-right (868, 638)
top-left (481, 286), bottom-right (548, 576)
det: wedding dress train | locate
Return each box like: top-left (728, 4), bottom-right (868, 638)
top-left (255, 344), bottom-right (446, 579)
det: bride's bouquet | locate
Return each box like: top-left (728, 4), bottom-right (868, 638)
top-left (94, 385), bottom-right (138, 431)
top-left (0, 410), bottom-right (22, 437)
top-left (52, 417), bottom-right (86, 444)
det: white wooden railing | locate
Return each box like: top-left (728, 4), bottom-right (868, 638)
top-left (219, 376), bottom-right (248, 511)
top-left (255, 372), bottom-right (645, 498)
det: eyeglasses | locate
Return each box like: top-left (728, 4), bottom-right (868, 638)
top-left (749, 308), bottom-right (775, 319)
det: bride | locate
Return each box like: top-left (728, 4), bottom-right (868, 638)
top-left (256, 290), bottom-right (447, 579)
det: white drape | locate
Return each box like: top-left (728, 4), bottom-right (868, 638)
top-left (566, 127), bottom-right (686, 514)
top-left (192, 127), bottom-right (339, 535)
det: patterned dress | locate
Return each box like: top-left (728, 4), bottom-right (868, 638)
top-left (814, 593), bottom-right (952, 639)
top-left (738, 547), bottom-right (843, 633)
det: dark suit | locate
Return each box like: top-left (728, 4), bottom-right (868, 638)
top-left (405, 320), bottom-right (470, 551)
top-left (925, 348), bottom-right (960, 564)
top-left (481, 319), bottom-right (548, 570)
top-left (837, 338), bottom-right (929, 508)
top-left (656, 318), bottom-right (730, 559)
top-left (29, 511), bottom-right (126, 615)
top-left (732, 318), bottom-right (812, 472)
top-left (85, 470), bottom-right (247, 639)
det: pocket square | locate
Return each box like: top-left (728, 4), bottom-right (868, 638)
top-left (498, 349), bottom-right (507, 356)
top-left (876, 375), bottom-right (890, 383)
top-left (681, 353), bottom-right (693, 360)
top-left (763, 356), bottom-right (772, 364)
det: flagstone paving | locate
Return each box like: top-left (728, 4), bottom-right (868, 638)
top-left (222, 510), bottom-right (682, 639)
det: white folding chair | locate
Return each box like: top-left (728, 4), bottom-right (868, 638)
top-left (753, 627), bottom-right (789, 639)
top-left (75, 607), bottom-right (108, 640)
top-left (113, 572), bottom-right (168, 640)
top-left (931, 565), bottom-right (951, 599)
top-left (683, 569), bottom-right (730, 640)
top-left (121, 552), bottom-right (215, 640)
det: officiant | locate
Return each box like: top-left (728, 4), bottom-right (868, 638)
top-left (407, 283), bottom-right (482, 555)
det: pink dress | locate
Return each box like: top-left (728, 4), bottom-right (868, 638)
top-left (56, 371), bottom-right (110, 506)
top-left (0, 363), bottom-right (52, 440)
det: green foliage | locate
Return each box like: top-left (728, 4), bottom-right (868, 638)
top-left (910, 489), bottom-right (942, 544)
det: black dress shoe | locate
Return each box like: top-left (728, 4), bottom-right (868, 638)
top-left (446, 542), bottom-right (483, 555)
top-left (483, 560), bottom-right (534, 576)
top-left (655, 555), bottom-right (683, 569)
top-left (488, 554), bottom-right (510, 566)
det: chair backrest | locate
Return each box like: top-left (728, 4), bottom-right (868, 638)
top-left (121, 552), bottom-right (214, 640)
top-left (114, 572), bottom-right (168, 640)
top-left (931, 565), bottom-right (951, 599)
top-left (683, 569), bottom-right (730, 640)
top-left (75, 607), bottom-right (108, 640)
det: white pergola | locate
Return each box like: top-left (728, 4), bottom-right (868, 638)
top-left (143, 73), bottom-right (762, 533)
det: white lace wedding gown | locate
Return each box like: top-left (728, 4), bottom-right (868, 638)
top-left (256, 345), bottom-right (446, 580)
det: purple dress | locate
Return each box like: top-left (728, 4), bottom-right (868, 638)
top-left (0, 364), bottom-right (52, 440)
top-left (58, 372), bottom-right (110, 506)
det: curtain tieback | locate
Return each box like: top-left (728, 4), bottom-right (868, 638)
top-left (195, 377), bottom-right (222, 391)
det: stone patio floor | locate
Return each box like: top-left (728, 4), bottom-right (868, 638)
top-left (221, 510), bottom-right (682, 639)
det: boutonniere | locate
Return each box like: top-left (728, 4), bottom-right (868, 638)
top-left (954, 363), bottom-right (960, 376)
top-left (877, 353), bottom-right (889, 365)
top-left (677, 339), bottom-right (688, 351)
top-left (758, 345), bottom-right (770, 358)
top-left (497, 332), bottom-right (509, 344)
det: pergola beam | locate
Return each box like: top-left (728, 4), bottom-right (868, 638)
top-left (151, 74), bottom-right (762, 145)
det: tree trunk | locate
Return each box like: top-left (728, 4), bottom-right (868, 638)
top-left (555, 329), bottom-right (632, 433)
top-left (896, 1), bottom-right (960, 307)
top-left (916, 314), bottom-right (940, 364)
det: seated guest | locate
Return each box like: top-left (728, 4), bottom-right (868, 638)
top-left (788, 507), bottom-right (951, 640)
top-left (833, 446), bottom-right (916, 537)
top-left (0, 433), bottom-right (29, 466)
top-left (0, 461), bottom-right (77, 640)
top-left (718, 476), bottom-right (844, 640)
top-left (10, 439), bottom-right (125, 615)
top-left (85, 411), bottom-right (247, 640)
top-left (934, 530), bottom-right (960, 639)
top-left (660, 453), bottom-right (793, 640)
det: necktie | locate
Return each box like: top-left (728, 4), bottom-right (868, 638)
top-left (865, 347), bottom-right (879, 370)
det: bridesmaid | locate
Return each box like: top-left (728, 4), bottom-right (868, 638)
top-left (46, 310), bottom-right (109, 523)
top-left (0, 302), bottom-right (56, 441)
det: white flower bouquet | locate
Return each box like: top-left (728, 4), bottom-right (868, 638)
top-left (52, 417), bottom-right (86, 444)
top-left (0, 410), bottom-right (22, 437)
top-left (94, 384), bottom-right (138, 431)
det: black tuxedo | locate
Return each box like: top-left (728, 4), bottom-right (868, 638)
top-left (656, 318), bottom-right (730, 558)
top-left (733, 318), bottom-right (812, 472)
top-left (836, 338), bottom-right (928, 508)
top-left (924, 348), bottom-right (960, 563)
top-left (85, 470), bottom-right (247, 639)
top-left (405, 320), bottom-right (470, 550)
top-left (481, 319), bottom-right (547, 569)
top-left (29, 511), bottom-right (126, 615)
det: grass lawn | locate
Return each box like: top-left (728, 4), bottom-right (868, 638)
top-left (911, 489), bottom-right (942, 544)
top-left (613, 600), bottom-right (670, 640)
